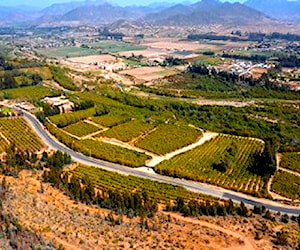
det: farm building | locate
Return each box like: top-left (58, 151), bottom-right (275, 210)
top-left (43, 96), bottom-right (74, 113)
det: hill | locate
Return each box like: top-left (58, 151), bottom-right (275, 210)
top-left (144, 0), bottom-right (271, 26)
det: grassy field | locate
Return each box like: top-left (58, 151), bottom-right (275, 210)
top-left (63, 121), bottom-right (101, 137)
top-left (36, 47), bottom-right (100, 58)
top-left (135, 124), bottom-right (202, 155)
top-left (156, 134), bottom-right (266, 196)
top-left (271, 170), bottom-right (300, 200)
top-left (71, 165), bottom-right (220, 202)
top-left (90, 41), bottom-right (146, 53)
top-left (280, 153), bottom-right (300, 173)
top-left (19, 67), bottom-right (52, 80)
top-left (1, 85), bottom-right (59, 100)
top-left (0, 117), bottom-right (45, 152)
top-left (91, 113), bottom-right (131, 127)
top-left (100, 119), bottom-right (157, 142)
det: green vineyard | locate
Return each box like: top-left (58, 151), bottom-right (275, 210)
top-left (271, 170), bottom-right (300, 200)
top-left (45, 121), bottom-right (149, 167)
top-left (280, 153), bottom-right (300, 173)
top-left (71, 165), bottom-right (221, 202)
top-left (0, 117), bottom-right (45, 152)
top-left (100, 119), bottom-right (156, 142)
top-left (91, 113), bottom-right (131, 127)
top-left (64, 121), bottom-right (100, 137)
top-left (156, 134), bottom-right (266, 195)
top-left (135, 124), bottom-right (202, 155)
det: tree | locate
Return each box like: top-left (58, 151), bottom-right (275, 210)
top-left (275, 230), bottom-right (289, 246)
top-left (251, 138), bottom-right (278, 176)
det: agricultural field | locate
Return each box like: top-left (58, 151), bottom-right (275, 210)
top-left (1, 85), bottom-right (59, 100)
top-left (49, 65), bottom-right (77, 91)
top-left (100, 119), bottom-right (156, 142)
top-left (156, 134), bottom-right (266, 195)
top-left (136, 124), bottom-right (202, 155)
top-left (49, 107), bottom-right (96, 128)
top-left (72, 165), bottom-right (220, 202)
top-left (0, 117), bottom-right (44, 152)
top-left (280, 153), bottom-right (300, 173)
top-left (120, 66), bottom-right (178, 82)
top-left (45, 121), bottom-right (149, 167)
top-left (19, 67), bottom-right (52, 80)
top-left (36, 47), bottom-right (100, 58)
top-left (271, 170), bottom-right (300, 200)
top-left (90, 41), bottom-right (146, 53)
top-left (63, 121), bottom-right (101, 137)
top-left (76, 139), bottom-right (149, 167)
top-left (91, 113), bottom-right (131, 127)
top-left (68, 55), bottom-right (116, 64)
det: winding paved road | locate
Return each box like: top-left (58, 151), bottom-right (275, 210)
top-left (18, 108), bottom-right (300, 215)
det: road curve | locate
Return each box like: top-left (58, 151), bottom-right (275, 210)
top-left (20, 108), bottom-right (300, 215)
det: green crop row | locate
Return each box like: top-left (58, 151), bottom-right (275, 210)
top-left (49, 107), bottom-right (96, 128)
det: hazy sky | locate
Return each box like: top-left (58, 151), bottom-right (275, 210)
top-left (0, 0), bottom-right (245, 8)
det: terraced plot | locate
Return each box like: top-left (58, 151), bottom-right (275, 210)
top-left (72, 165), bottom-right (221, 202)
top-left (100, 119), bottom-right (157, 142)
top-left (0, 117), bottom-right (45, 152)
top-left (63, 121), bottom-right (100, 137)
top-left (271, 170), bottom-right (300, 200)
top-left (135, 124), bottom-right (202, 155)
top-left (156, 135), bottom-right (265, 195)
top-left (280, 153), bottom-right (300, 173)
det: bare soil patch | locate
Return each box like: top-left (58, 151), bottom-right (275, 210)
top-left (68, 55), bottom-right (116, 64)
top-left (120, 66), bottom-right (178, 82)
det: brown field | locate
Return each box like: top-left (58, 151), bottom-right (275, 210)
top-left (120, 66), bottom-right (179, 82)
top-left (68, 55), bottom-right (117, 64)
top-left (142, 38), bottom-right (252, 53)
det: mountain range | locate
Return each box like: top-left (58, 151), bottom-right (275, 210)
top-left (245, 0), bottom-right (300, 21)
top-left (144, 0), bottom-right (269, 26)
top-left (0, 0), bottom-right (299, 26)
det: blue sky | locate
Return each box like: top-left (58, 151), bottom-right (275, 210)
top-left (0, 0), bottom-right (245, 8)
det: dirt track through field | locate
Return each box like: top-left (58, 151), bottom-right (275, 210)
top-left (146, 132), bottom-right (218, 167)
top-left (165, 212), bottom-right (258, 250)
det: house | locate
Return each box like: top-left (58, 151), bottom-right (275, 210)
top-left (43, 96), bottom-right (74, 113)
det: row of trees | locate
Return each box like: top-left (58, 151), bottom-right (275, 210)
top-left (167, 197), bottom-right (249, 217)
